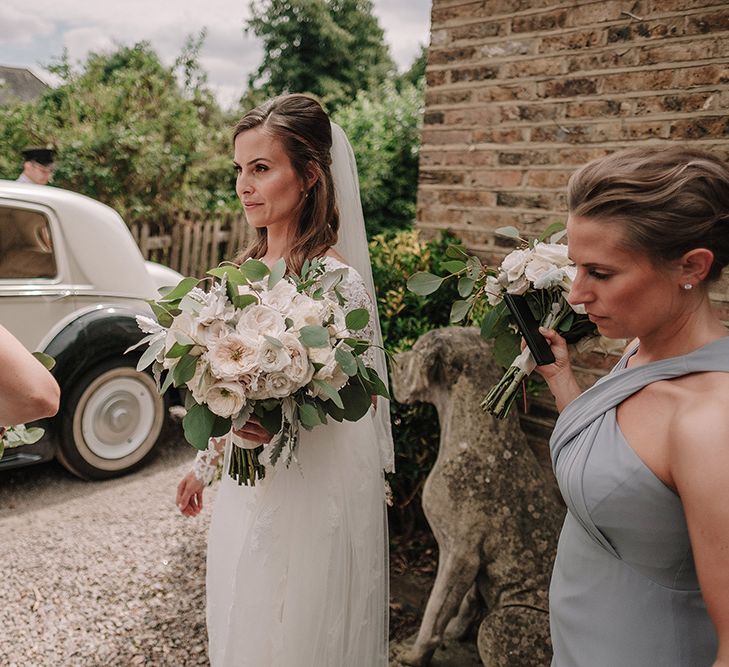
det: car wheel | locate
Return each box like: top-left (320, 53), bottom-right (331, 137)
top-left (58, 357), bottom-right (166, 479)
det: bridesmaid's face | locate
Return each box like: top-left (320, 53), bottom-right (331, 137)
top-left (566, 215), bottom-right (682, 340)
top-left (234, 127), bottom-right (305, 234)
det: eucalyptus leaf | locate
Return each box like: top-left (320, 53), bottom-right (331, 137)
top-left (240, 259), bottom-right (270, 282)
top-left (312, 379), bottom-right (345, 409)
top-left (364, 367), bottom-right (390, 399)
top-left (494, 226), bottom-right (522, 240)
top-left (450, 299), bottom-right (471, 323)
top-left (159, 277), bottom-right (200, 303)
top-left (263, 335), bottom-right (284, 349)
top-left (299, 325), bottom-right (330, 348)
top-left (160, 369), bottom-right (175, 395)
top-left (493, 332), bottom-right (522, 369)
top-left (268, 258), bottom-right (287, 289)
top-left (298, 403), bottom-right (322, 429)
top-left (480, 302), bottom-right (507, 339)
top-left (356, 357), bottom-right (370, 381)
top-left (339, 379), bottom-right (372, 421)
top-left (182, 403), bottom-right (216, 451)
top-left (440, 260), bottom-right (466, 274)
top-left (406, 271), bottom-right (445, 296)
top-left (232, 294), bottom-right (258, 309)
top-left (334, 347), bottom-right (358, 376)
top-left (345, 308), bottom-right (369, 331)
top-left (172, 353), bottom-right (198, 387)
top-left (466, 256), bottom-right (483, 280)
top-left (457, 277), bottom-right (475, 298)
top-left (445, 245), bottom-right (468, 259)
top-left (258, 403), bottom-right (283, 435)
top-left (208, 266), bottom-right (246, 285)
top-left (538, 221), bottom-right (566, 242)
top-left (166, 342), bottom-right (193, 359)
top-left (148, 301), bottom-right (174, 328)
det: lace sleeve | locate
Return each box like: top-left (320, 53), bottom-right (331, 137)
top-left (191, 436), bottom-right (226, 485)
top-left (342, 267), bottom-right (377, 368)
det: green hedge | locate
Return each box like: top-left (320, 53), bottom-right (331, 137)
top-left (369, 228), bottom-right (462, 534)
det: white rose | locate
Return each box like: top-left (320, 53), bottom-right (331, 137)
top-left (505, 274), bottom-right (529, 295)
top-left (500, 248), bottom-right (531, 282)
top-left (261, 279), bottom-right (298, 313)
top-left (280, 332), bottom-right (314, 388)
top-left (165, 312), bottom-right (201, 353)
top-left (485, 275), bottom-right (503, 306)
top-left (258, 337), bottom-right (292, 373)
top-left (205, 381), bottom-right (247, 418)
top-left (199, 319), bottom-right (231, 348)
top-left (188, 362), bottom-right (216, 404)
top-left (208, 333), bottom-right (261, 380)
top-left (311, 347), bottom-right (348, 392)
top-left (288, 293), bottom-right (326, 330)
top-left (237, 305), bottom-right (286, 337)
top-left (525, 257), bottom-right (566, 290)
top-left (262, 371), bottom-right (296, 399)
top-left (197, 290), bottom-right (235, 325)
top-left (531, 242), bottom-right (571, 267)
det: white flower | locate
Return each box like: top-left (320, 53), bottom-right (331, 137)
top-left (280, 332), bottom-right (314, 387)
top-left (208, 333), bottom-right (261, 380)
top-left (310, 347), bottom-right (348, 392)
top-left (288, 293), bottom-right (326, 330)
top-left (136, 315), bottom-right (164, 335)
top-left (261, 279), bottom-right (298, 313)
top-left (531, 242), bottom-right (571, 267)
top-left (237, 305), bottom-right (286, 337)
top-left (500, 248), bottom-right (531, 282)
top-left (525, 257), bottom-right (567, 289)
top-left (199, 319), bottom-right (231, 347)
top-left (188, 362), bottom-right (216, 404)
top-left (205, 381), bottom-right (247, 418)
top-left (258, 337), bottom-right (292, 373)
top-left (505, 274), bottom-right (529, 295)
top-left (485, 275), bottom-right (503, 306)
top-left (260, 371), bottom-right (297, 399)
top-left (197, 286), bottom-right (236, 325)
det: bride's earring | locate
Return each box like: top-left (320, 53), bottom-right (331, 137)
top-left (683, 283), bottom-right (693, 290)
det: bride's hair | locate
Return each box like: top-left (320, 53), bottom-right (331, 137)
top-left (232, 94), bottom-right (339, 274)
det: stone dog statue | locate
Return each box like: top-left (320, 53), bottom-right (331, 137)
top-left (391, 327), bottom-right (564, 667)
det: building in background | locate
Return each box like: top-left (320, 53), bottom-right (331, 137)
top-left (0, 65), bottom-right (49, 105)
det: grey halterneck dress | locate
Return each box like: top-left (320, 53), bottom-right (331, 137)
top-left (549, 337), bottom-right (728, 667)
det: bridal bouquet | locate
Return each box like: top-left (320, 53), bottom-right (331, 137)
top-left (132, 258), bottom-right (389, 485)
top-left (408, 225), bottom-right (595, 418)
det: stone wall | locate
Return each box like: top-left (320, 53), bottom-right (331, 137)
top-left (417, 0), bottom-right (729, 454)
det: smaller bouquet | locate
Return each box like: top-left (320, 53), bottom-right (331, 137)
top-left (408, 225), bottom-right (595, 418)
top-left (0, 352), bottom-right (56, 459)
top-left (132, 258), bottom-right (389, 486)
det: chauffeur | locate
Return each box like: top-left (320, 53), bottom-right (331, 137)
top-left (16, 147), bottom-right (55, 185)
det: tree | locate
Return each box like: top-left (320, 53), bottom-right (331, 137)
top-left (245, 0), bottom-right (394, 110)
top-left (0, 41), bottom-right (237, 225)
top-left (333, 81), bottom-right (423, 236)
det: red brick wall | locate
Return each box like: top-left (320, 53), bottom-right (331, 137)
top-left (417, 0), bottom-right (729, 455)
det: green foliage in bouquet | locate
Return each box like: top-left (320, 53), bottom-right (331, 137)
top-left (369, 229), bottom-right (462, 533)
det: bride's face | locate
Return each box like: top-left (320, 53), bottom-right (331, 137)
top-left (234, 127), bottom-right (305, 233)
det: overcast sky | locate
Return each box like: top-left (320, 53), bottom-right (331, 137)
top-left (0, 1), bottom-right (432, 109)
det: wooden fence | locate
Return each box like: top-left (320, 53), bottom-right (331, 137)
top-left (130, 212), bottom-right (254, 276)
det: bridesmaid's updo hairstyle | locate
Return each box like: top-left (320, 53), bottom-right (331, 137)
top-left (568, 146), bottom-right (729, 282)
top-left (233, 94), bottom-right (339, 275)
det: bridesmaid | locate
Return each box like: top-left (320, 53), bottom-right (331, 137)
top-left (537, 147), bottom-right (729, 667)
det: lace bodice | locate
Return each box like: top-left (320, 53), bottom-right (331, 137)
top-left (191, 258), bottom-right (379, 484)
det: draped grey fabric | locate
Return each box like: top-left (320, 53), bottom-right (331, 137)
top-left (549, 337), bottom-right (729, 667)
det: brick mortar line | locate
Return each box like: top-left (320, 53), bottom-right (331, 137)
top-left (417, 140), bottom-right (729, 153)
top-left (427, 53), bottom-right (729, 75)
top-left (425, 79), bottom-right (729, 100)
top-left (430, 3), bottom-right (728, 33)
top-left (428, 31), bottom-right (729, 65)
top-left (425, 85), bottom-right (729, 110)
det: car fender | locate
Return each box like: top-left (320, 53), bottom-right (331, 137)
top-left (43, 306), bottom-right (150, 393)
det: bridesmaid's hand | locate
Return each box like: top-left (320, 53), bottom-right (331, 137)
top-left (528, 328), bottom-right (582, 412)
top-left (233, 415), bottom-right (274, 444)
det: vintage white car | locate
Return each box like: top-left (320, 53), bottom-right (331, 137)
top-left (0, 180), bottom-right (182, 479)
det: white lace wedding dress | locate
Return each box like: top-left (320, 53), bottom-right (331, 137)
top-left (191, 258), bottom-right (389, 667)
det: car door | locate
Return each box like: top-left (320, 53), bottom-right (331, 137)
top-left (0, 199), bottom-right (77, 351)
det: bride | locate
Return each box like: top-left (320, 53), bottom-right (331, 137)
top-left (175, 93), bottom-right (393, 666)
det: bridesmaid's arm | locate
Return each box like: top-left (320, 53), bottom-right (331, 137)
top-left (670, 405), bottom-right (729, 666)
top-left (531, 328), bottom-right (583, 412)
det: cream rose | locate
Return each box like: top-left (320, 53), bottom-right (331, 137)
top-left (258, 337), bottom-right (292, 373)
top-left (280, 332), bottom-right (314, 388)
top-left (288, 293), bottom-right (326, 330)
top-left (500, 248), bottom-right (531, 282)
top-left (261, 279), bottom-right (298, 313)
top-left (531, 242), bottom-right (570, 267)
top-left (207, 333), bottom-right (261, 380)
top-left (188, 362), bottom-right (216, 404)
top-left (205, 381), bottom-right (247, 418)
top-left (525, 257), bottom-right (567, 290)
top-left (237, 305), bottom-right (286, 337)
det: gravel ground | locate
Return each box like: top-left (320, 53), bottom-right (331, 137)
top-left (0, 415), bottom-right (478, 667)
top-left (0, 417), bottom-right (211, 667)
